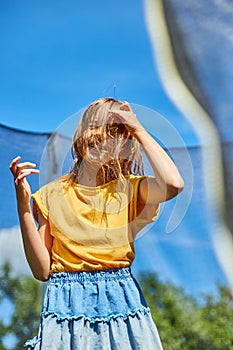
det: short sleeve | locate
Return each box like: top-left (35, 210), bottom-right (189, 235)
top-left (128, 175), bottom-right (160, 236)
top-left (31, 187), bottom-right (49, 222)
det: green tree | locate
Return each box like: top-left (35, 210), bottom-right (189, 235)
top-left (0, 262), bottom-right (43, 350)
top-left (196, 285), bottom-right (233, 350)
top-left (139, 272), bottom-right (233, 350)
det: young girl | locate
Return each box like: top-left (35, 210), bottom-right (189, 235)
top-left (10, 98), bottom-right (184, 349)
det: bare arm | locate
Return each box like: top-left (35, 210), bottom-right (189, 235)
top-left (134, 128), bottom-right (184, 204)
top-left (10, 156), bottom-right (52, 281)
top-left (109, 103), bottom-right (184, 205)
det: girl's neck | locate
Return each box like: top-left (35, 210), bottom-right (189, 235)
top-left (78, 162), bottom-right (103, 187)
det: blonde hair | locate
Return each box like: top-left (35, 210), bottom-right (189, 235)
top-left (68, 97), bottom-right (144, 185)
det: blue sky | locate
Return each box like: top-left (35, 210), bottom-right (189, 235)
top-left (0, 0), bottom-right (198, 146)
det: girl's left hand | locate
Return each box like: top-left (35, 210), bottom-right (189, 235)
top-left (9, 156), bottom-right (39, 207)
top-left (109, 102), bottom-right (144, 137)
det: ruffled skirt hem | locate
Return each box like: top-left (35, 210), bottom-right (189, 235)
top-left (25, 310), bottom-right (163, 350)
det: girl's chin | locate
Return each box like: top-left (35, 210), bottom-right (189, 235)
top-left (88, 149), bottom-right (109, 161)
top-left (88, 151), bottom-right (102, 161)
top-left (85, 155), bottom-right (105, 167)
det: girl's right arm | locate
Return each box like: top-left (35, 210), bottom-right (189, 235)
top-left (9, 156), bottom-right (52, 281)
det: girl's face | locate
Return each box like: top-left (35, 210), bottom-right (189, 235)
top-left (83, 122), bottom-right (130, 166)
top-left (69, 98), bottom-right (144, 184)
top-left (86, 127), bottom-right (109, 162)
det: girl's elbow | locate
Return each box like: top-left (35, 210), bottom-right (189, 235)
top-left (34, 273), bottom-right (50, 282)
top-left (167, 178), bottom-right (184, 199)
top-left (176, 177), bottom-right (185, 192)
top-left (32, 269), bottom-right (50, 282)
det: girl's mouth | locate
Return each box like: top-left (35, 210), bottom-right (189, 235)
top-left (88, 144), bottom-right (108, 155)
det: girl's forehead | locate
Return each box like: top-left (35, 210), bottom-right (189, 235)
top-left (82, 122), bottom-right (128, 138)
top-left (86, 117), bottom-right (121, 130)
top-left (86, 125), bottom-right (103, 134)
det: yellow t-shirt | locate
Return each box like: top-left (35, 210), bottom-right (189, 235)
top-left (32, 174), bottom-right (160, 274)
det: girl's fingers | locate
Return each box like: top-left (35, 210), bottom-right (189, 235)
top-left (24, 168), bottom-right (39, 173)
top-left (9, 157), bottom-right (39, 179)
top-left (16, 162), bottom-right (37, 170)
top-left (15, 169), bottom-right (39, 185)
top-left (9, 156), bottom-right (21, 175)
top-left (119, 102), bottom-right (131, 111)
top-left (109, 109), bottom-right (138, 127)
top-left (17, 169), bottom-right (39, 179)
top-left (108, 109), bottom-right (130, 121)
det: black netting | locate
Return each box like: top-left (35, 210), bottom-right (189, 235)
top-left (1, 123), bottom-right (230, 295)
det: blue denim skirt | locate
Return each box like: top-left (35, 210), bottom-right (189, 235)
top-left (25, 267), bottom-right (163, 349)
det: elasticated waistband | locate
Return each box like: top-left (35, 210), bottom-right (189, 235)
top-left (49, 267), bottom-right (132, 284)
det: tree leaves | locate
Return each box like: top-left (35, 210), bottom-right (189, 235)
top-left (0, 262), bottom-right (43, 350)
top-left (139, 272), bottom-right (233, 350)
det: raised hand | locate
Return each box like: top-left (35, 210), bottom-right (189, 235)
top-left (9, 156), bottom-right (39, 208)
top-left (108, 101), bottom-right (144, 138)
